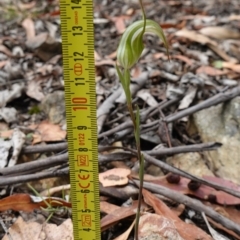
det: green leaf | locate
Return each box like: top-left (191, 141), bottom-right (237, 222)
top-left (116, 65), bottom-right (132, 103)
top-left (117, 19), bottom-right (169, 69)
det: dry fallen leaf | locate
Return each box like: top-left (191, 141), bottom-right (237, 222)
top-left (175, 29), bottom-right (217, 46)
top-left (110, 15), bottom-right (130, 34)
top-left (21, 18), bottom-right (35, 40)
top-left (136, 89), bottom-right (158, 107)
top-left (0, 60), bottom-right (8, 68)
top-left (175, 29), bottom-right (236, 62)
top-left (228, 14), bottom-right (240, 21)
top-left (2, 217), bottom-right (73, 240)
top-left (100, 201), bottom-right (120, 214)
top-left (139, 213), bottom-right (184, 240)
top-left (0, 193), bottom-right (71, 212)
top-left (145, 174), bottom-right (240, 205)
top-left (0, 129), bottom-right (13, 139)
top-left (0, 83), bottom-right (24, 108)
top-left (8, 128), bottom-right (26, 167)
top-left (26, 76), bottom-right (46, 101)
top-left (172, 55), bottom-right (194, 65)
top-left (26, 32), bottom-right (62, 61)
top-left (214, 61), bottom-right (240, 73)
top-left (99, 168), bottom-right (131, 187)
top-left (142, 189), bottom-right (213, 240)
top-left (0, 45), bottom-right (13, 57)
top-left (0, 138), bottom-right (11, 168)
top-left (100, 200), bottom-right (148, 232)
top-left (29, 121), bottom-right (66, 144)
top-left (196, 65), bottom-right (228, 76)
top-left (0, 107), bottom-right (17, 123)
top-left (95, 58), bottom-right (115, 67)
top-left (18, 1), bottom-right (36, 10)
top-left (199, 26), bottom-right (240, 40)
top-left (178, 86), bottom-right (197, 110)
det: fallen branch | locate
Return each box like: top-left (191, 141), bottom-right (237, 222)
top-left (133, 179), bottom-right (240, 236)
top-left (22, 142), bottom-right (67, 154)
top-left (165, 85), bottom-right (240, 123)
top-left (142, 152), bottom-right (240, 199)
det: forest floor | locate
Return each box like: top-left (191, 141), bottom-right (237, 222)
top-left (0, 0), bottom-right (240, 239)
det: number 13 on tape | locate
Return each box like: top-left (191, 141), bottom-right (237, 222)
top-left (59, 0), bottom-right (101, 239)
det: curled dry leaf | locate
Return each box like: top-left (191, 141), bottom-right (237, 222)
top-left (99, 168), bottom-right (131, 187)
top-left (18, 1), bottom-right (36, 10)
top-left (178, 86), bottom-right (197, 110)
top-left (136, 89), bottom-right (158, 107)
top-left (199, 26), bottom-right (240, 40)
top-left (0, 83), bottom-right (24, 107)
top-left (111, 15), bottom-right (130, 34)
top-left (0, 138), bottom-right (11, 168)
top-left (8, 128), bottom-right (26, 167)
top-left (21, 18), bottom-right (35, 40)
top-left (0, 128), bottom-right (25, 168)
top-left (26, 33), bottom-right (62, 61)
top-left (26, 76), bottom-right (46, 101)
top-left (175, 29), bottom-right (217, 46)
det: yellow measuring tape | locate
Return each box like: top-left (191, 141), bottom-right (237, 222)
top-left (59, 0), bottom-right (100, 239)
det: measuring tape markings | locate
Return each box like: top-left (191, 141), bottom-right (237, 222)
top-left (60, 0), bottom-right (100, 239)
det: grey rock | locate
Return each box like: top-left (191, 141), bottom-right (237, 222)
top-left (193, 97), bottom-right (240, 184)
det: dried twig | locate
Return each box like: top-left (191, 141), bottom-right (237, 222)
top-left (22, 142), bottom-right (67, 154)
top-left (0, 167), bottom-right (69, 186)
top-left (0, 153), bottom-right (68, 176)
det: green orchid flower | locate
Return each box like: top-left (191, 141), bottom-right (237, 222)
top-left (117, 19), bottom-right (169, 70)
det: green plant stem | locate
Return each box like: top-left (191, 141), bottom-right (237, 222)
top-left (133, 1), bottom-right (146, 239)
top-left (117, 0), bottom-right (168, 237)
top-left (125, 94), bottom-right (144, 240)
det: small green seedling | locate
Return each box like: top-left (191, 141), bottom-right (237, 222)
top-left (27, 183), bottom-right (68, 223)
top-left (116, 0), bottom-right (169, 239)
